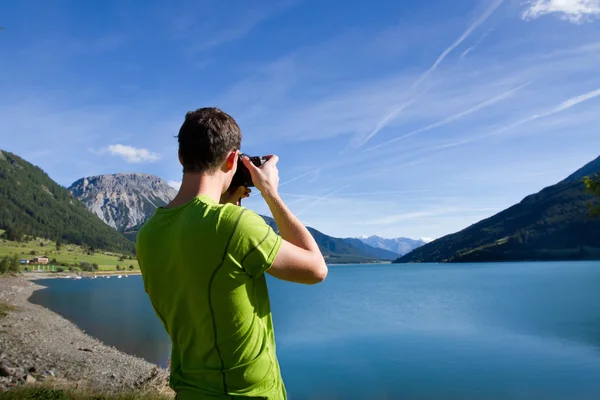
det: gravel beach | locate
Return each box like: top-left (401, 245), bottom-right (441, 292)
top-left (0, 274), bottom-right (172, 396)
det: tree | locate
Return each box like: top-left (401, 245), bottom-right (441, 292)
top-left (9, 254), bottom-right (19, 273)
top-left (4, 226), bottom-right (23, 242)
top-left (0, 256), bottom-right (9, 274)
top-left (116, 265), bottom-right (122, 271)
top-left (80, 261), bottom-right (95, 272)
top-left (119, 255), bottom-right (125, 262)
top-left (92, 263), bottom-right (99, 271)
top-left (128, 264), bottom-right (134, 270)
top-left (583, 174), bottom-right (600, 216)
top-left (56, 239), bottom-right (62, 251)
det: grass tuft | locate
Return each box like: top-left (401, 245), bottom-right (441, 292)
top-left (0, 386), bottom-right (173, 400)
top-left (0, 301), bottom-right (16, 319)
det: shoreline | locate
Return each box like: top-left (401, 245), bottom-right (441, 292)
top-left (22, 271), bottom-right (143, 279)
top-left (0, 274), bottom-right (172, 396)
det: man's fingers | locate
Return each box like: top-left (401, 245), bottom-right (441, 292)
top-left (242, 156), bottom-right (259, 171)
top-left (264, 154), bottom-right (279, 165)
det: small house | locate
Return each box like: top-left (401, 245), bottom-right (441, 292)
top-left (33, 257), bottom-right (49, 264)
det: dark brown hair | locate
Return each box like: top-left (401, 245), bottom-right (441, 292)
top-left (177, 107), bottom-right (242, 173)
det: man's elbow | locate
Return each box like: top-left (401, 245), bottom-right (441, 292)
top-left (307, 256), bottom-right (328, 284)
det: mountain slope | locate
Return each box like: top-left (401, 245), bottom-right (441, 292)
top-left (69, 173), bottom-right (177, 231)
top-left (396, 156), bottom-right (600, 263)
top-left (354, 235), bottom-right (425, 256)
top-left (0, 150), bottom-right (135, 254)
top-left (561, 155), bottom-right (600, 183)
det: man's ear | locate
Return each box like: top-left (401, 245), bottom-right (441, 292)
top-left (225, 150), bottom-right (239, 171)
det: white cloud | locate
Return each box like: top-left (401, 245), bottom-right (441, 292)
top-left (421, 237), bottom-right (434, 243)
top-left (167, 180), bottom-right (182, 190)
top-left (106, 144), bottom-right (161, 163)
top-left (522, 0), bottom-right (600, 24)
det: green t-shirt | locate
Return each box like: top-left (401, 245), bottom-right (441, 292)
top-left (136, 195), bottom-right (285, 399)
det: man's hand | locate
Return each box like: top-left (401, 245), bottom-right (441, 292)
top-left (242, 155), bottom-right (279, 198)
top-left (220, 186), bottom-right (251, 206)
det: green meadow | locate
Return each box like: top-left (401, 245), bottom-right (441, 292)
top-left (0, 229), bottom-right (138, 272)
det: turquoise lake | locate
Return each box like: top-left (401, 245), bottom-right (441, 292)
top-left (30, 261), bottom-right (600, 399)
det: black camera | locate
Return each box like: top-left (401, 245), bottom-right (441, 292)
top-left (229, 153), bottom-right (267, 188)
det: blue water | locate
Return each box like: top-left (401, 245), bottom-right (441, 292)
top-left (30, 261), bottom-right (600, 400)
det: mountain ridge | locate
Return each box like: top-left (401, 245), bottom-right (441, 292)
top-left (353, 235), bottom-right (425, 256)
top-left (396, 156), bottom-right (600, 263)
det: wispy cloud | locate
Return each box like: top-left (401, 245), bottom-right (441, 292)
top-left (435, 87), bottom-right (600, 150)
top-left (365, 82), bottom-right (531, 151)
top-left (170, 0), bottom-right (300, 51)
top-left (279, 168), bottom-right (322, 188)
top-left (522, 0), bottom-right (600, 24)
top-left (103, 144), bottom-right (161, 163)
top-left (460, 28), bottom-right (494, 60)
top-left (279, 189), bottom-right (435, 199)
top-left (355, 207), bottom-right (501, 226)
top-left (351, 0), bottom-right (505, 148)
top-left (296, 185), bottom-right (351, 217)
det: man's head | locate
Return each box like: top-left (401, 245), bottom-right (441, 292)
top-left (177, 107), bottom-right (242, 186)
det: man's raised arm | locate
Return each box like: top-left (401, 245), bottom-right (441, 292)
top-left (242, 156), bottom-right (328, 285)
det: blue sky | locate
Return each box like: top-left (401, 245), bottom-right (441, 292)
top-left (1, 0), bottom-right (600, 241)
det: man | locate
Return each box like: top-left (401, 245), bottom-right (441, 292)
top-left (136, 107), bottom-right (327, 399)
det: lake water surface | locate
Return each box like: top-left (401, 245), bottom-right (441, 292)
top-left (30, 261), bottom-right (600, 399)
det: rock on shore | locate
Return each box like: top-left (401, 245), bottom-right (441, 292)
top-left (0, 276), bottom-right (171, 395)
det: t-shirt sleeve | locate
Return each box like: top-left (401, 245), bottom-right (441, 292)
top-left (228, 208), bottom-right (282, 278)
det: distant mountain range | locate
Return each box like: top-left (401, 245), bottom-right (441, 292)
top-left (68, 173), bottom-right (403, 263)
top-left (260, 216), bottom-right (400, 263)
top-left (396, 155), bottom-right (600, 263)
top-left (353, 235), bottom-right (426, 256)
top-left (0, 150), bottom-right (135, 254)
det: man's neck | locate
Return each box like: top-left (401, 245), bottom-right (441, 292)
top-left (167, 172), bottom-right (223, 208)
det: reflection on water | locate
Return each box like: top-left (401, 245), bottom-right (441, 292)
top-left (30, 261), bottom-right (600, 400)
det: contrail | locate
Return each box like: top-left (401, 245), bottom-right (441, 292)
top-left (365, 81), bottom-right (530, 152)
top-left (355, 0), bottom-right (505, 148)
top-left (460, 28), bottom-right (494, 60)
top-left (278, 169), bottom-right (321, 187)
top-left (436, 86), bottom-right (600, 150)
top-left (296, 185), bottom-right (350, 216)
top-left (280, 189), bottom-right (434, 199)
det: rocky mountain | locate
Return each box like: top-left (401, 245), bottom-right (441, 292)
top-left (68, 173), bottom-right (177, 232)
top-left (353, 235), bottom-right (426, 256)
top-left (396, 155), bottom-right (600, 263)
top-left (0, 150), bottom-right (135, 254)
